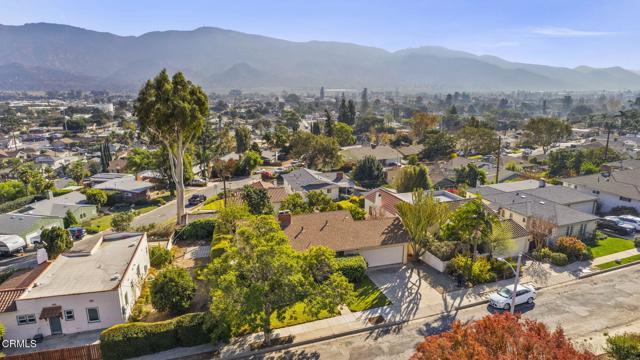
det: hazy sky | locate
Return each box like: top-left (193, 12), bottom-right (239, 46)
top-left (2, 0), bottom-right (639, 69)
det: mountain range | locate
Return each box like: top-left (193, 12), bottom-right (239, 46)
top-left (1, 23), bottom-right (640, 92)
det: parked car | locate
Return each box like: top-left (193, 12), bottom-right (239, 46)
top-left (598, 216), bottom-right (636, 236)
top-left (188, 194), bottom-right (207, 206)
top-left (189, 178), bottom-right (207, 187)
top-left (618, 215), bottom-right (640, 231)
top-left (68, 226), bottom-right (86, 241)
top-left (489, 284), bottom-right (536, 310)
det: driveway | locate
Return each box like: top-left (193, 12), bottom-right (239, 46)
top-left (4, 329), bottom-right (101, 355)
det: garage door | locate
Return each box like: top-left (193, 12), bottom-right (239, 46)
top-left (359, 246), bottom-right (404, 267)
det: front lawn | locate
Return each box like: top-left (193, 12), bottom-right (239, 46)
top-left (347, 275), bottom-right (392, 312)
top-left (201, 199), bottom-right (224, 211)
top-left (271, 302), bottom-right (337, 329)
top-left (596, 254), bottom-right (640, 270)
top-left (589, 237), bottom-right (635, 258)
top-left (83, 199), bottom-right (168, 232)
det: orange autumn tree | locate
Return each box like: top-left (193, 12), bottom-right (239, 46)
top-left (412, 312), bottom-right (596, 360)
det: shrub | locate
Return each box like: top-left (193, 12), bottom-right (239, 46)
top-left (550, 252), bottom-right (569, 266)
top-left (447, 254), bottom-right (472, 277)
top-left (606, 332), bottom-right (640, 360)
top-left (149, 222), bottom-right (176, 240)
top-left (150, 267), bottom-right (196, 314)
top-left (336, 255), bottom-right (367, 283)
top-left (210, 238), bottom-right (230, 259)
top-left (178, 218), bottom-right (215, 241)
top-left (0, 195), bottom-right (36, 213)
top-left (490, 258), bottom-right (517, 280)
top-left (336, 200), bottom-right (365, 220)
top-left (149, 246), bottom-right (173, 268)
top-left (100, 312), bottom-right (211, 360)
top-left (427, 241), bottom-right (457, 261)
top-left (554, 236), bottom-right (587, 261)
top-left (41, 226), bottom-right (73, 259)
top-left (471, 257), bottom-right (497, 284)
top-left (85, 225), bottom-right (100, 234)
top-left (52, 188), bottom-right (74, 197)
top-left (84, 188), bottom-right (107, 208)
top-left (111, 211), bottom-right (136, 232)
top-left (532, 247), bottom-right (554, 261)
top-left (595, 230), bottom-right (608, 241)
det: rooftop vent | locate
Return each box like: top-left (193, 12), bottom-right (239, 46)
top-left (111, 273), bottom-right (121, 281)
top-left (539, 201), bottom-right (545, 205)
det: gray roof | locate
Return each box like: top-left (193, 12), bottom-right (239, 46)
top-left (23, 191), bottom-right (93, 218)
top-left (0, 214), bottom-right (63, 238)
top-left (341, 145), bottom-right (401, 162)
top-left (564, 169), bottom-right (640, 201)
top-left (283, 168), bottom-right (354, 192)
top-left (94, 176), bottom-right (154, 193)
top-left (521, 185), bottom-right (597, 205)
top-left (484, 180), bottom-right (541, 192)
top-left (88, 172), bottom-right (130, 183)
top-left (483, 192), bottom-right (598, 226)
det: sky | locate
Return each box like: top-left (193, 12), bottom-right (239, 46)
top-left (2, 0), bottom-right (639, 69)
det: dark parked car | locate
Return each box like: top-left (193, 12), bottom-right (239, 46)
top-left (68, 226), bottom-right (86, 240)
top-left (188, 194), bottom-right (207, 206)
top-left (597, 217), bottom-right (635, 236)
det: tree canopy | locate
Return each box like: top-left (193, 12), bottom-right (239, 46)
top-left (523, 117), bottom-right (572, 154)
top-left (352, 155), bottom-right (385, 188)
top-left (396, 191), bottom-right (449, 259)
top-left (394, 165), bottom-right (432, 193)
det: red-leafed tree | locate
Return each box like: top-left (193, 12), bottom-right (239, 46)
top-left (412, 312), bottom-right (596, 360)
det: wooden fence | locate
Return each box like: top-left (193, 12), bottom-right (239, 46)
top-left (6, 343), bottom-right (101, 360)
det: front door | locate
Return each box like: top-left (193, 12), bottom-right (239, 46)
top-left (49, 316), bottom-right (62, 335)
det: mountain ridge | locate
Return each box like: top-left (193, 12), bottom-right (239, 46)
top-left (1, 22), bottom-right (639, 92)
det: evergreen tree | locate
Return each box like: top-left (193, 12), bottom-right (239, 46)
top-left (100, 138), bottom-right (112, 172)
top-left (347, 100), bottom-right (357, 126)
top-left (324, 109), bottom-right (335, 137)
top-left (360, 88), bottom-right (369, 114)
top-left (338, 95), bottom-right (348, 123)
top-left (310, 121), bottom-right (321, 135)
top-left (320, 86), bottom-right (325, 100)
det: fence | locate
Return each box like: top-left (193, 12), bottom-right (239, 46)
top-left (6, 344), bottom-right (101, 360)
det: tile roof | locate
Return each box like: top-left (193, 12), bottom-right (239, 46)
top-left (283, 210), bottom-right (410, 252)
top-left (0, 263), bottom-right (51, 312)
top-left (267, 187), bottom-right (290, 203)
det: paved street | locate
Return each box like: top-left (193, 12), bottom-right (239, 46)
top-left (261, 265), bottom-right (640, 359)
top-left (0, 252), bottom-right (36, 273)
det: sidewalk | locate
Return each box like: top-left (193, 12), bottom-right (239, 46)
top-left (591, 247), bottom-right (640, 266)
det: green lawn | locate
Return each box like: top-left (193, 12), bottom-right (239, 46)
top-left (596, 254), bottom-right (640, 270)
top-left (347, 275), bottom-right (392, 312)
top-left (201, 199), bottom-right (224, 211)
top-left (589, 237), bottom-right (635, 258)
top-left (271, 302), bottom-right (337, 329)
top-left (83, 199), bottom-right (168, 232)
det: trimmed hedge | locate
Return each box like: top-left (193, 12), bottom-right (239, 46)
top-left (100, 312), bottom-right (210, 360)
top-left (550, 252), bottom-right (569, 266)
top-left (177, 218), bottom-right (215, 241)
top-left (336, 255), bottom-right (367, 282)
top-left (0, 195), bottom-right (36, 213)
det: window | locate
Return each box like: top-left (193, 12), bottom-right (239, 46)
top-left (17, 314), bottom-right (36, 325)
top-left (592, 190), bottom-right (600, 195)
top-left (64, 309), bottom-right (75, 321)
top-left (566, 226), bottom-right (574, 236)
top-left (579, 223), bottom-right (586, 235)
top-left (136, 264), bottom-right (141, 277)
top-left (620, 196), bottom-right (632, 202)
top-left (326, 189), bottom-right (331, 194)
top-left (86, 308), bottom-right (100, 323)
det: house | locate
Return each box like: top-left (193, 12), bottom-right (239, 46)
top-left (20, 191), bottom-right (98, 222)
top-left (341, 144), bottom-right (402, 166)
top-left (363, 187), bottom-right (465, 218)
top-left (396, 144), bottom-right (423, 158)
top-left (248, 180), bottom-right (291, 212)
top-left (282, 168), bottom-right (354, 200)
top-left (94, 175), bottom-right (155, 203)
top-left (0, 232), bottom-right (150, 340)
top-left (279, 210), bottom-right (410, 267)
top-left (563, 168), bottom-right (640, 214)
top-left (34, 156), bottom-right (75, 170)
top-left (86, 173), bottom-right (131, 186)
top-left (107, 159), bottom-right (128, 173)
top-left (0, 214), bottom-right (63, 246)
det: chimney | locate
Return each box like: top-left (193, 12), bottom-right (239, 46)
top-left (278, 210), bottom-right (292, 228)
top-left (335, 172), bottom-right (344, 181)
top-left (538, 178), bottom-right (546, 188)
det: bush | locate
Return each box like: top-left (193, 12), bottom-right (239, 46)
top-left (150, 267), bottom-right (196, 314)
top-left (447, 254), bottom-right (471, 277)
top-left (0, 195), bottom-right (36, 213)
top-left (178, 218), bottom-right (215, 241)
top-left (52, 188), bottom-right (74, 197)
top-left (606, 332), bottom-right (640, 360)
top-left (85, 225), bottom-right (100, 234)
top-left (550, 252), bottom-right (569, 266)
top-left (336, 200), bottom-right (365, 220)
top-left (554, 236), bottom-right (587, 261)
top-left (634, 236), bottom-right (640, 248)
top-left (490, 258), bottom-right (517, 280)
top-left (336, 255), bottom-right (367, 282)
top-left (149, 222), bottom-right (176, 240)
top-left (426, 241), bottom-right (457, 261)
top-left (41, 226), bottom-right (73, 259)
top-left (210, 238), bottom-right (230, 259)
top-left (471, 257), bottom-right (497, 284)
top-left (111, 211), bottom-right (136, 232)
top-left (100, 312), bottom-right (211, 360)
top-left (149, 246), bottom-right (173, 268)
top-left (595, 230), bottom-right (608, 241)
top-left (532, 247), bottom-right (554, 261)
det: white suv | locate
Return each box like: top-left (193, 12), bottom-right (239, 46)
top-left (618, 215), bottom-right (640, 231)
top-left (489, 284), bottom-right (536, 310)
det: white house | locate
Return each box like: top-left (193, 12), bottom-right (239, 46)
top-left (282, 168), bottom-right (354, 200)
top-left (0, 233), bottom-right (149, 340)
top-left (563, 169), bottom-right (640, 214)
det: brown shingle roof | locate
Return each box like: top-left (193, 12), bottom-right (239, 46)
top-left (267, 187), bottom-right (289, 203)
top-left (39, 305), bottom-right (62, 319)
top-left (283, 210), bottom-right (410, 252)
top-left (0, 290), bottom-right (22, 312)
top-left (502, 219), bottom-right (530, 238)
top-left (0, 262), bottom-right (51, 313)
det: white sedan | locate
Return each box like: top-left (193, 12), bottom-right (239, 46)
top-left (489, 284), bottom-right (536, 310)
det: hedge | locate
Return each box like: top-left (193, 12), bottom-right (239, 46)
top-left (177, 218), bottom-right (215, 241)
top-left (0, 195), bottom-right (37, 213)
top-left (550, 252), bottom-right (569, 266)
top-left (100, 312), bottom-right (211, 360)
top-left (336, 255), bottom-right (367, 282)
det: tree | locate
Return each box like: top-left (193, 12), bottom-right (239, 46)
top-left (126, 148), bottom-right (156, 173)
top-left (151, 266), bottom-right (196, 314)
top-left (396, 191), bottom-right (449, 259)
top-left (67, 161), bottom-right (88, 184)
top-left (84, 188), bottom-right (107, 210)
top-left (307, 190), bottom-right (338, 212)
top-left (272, 125), bottom-right (291, 148)
top-left (421, 131), bottom-right (456, 161)
top-left (234, 150), bottom-right (263, 176)
top-left (205, 215), bottom-right (352, 345)
top-left (234, 126), bottom-right (251, 154)
top-left (411, 113), bottom-right (439, 140)
top-left (195, 121), bottom-right (220, 179)
top-left (279, 193), bottom-right (310, 214)
top-left (347, 100), bottom-right (357, 125)
top-left (360, 88), bottom-right (369, 114)
top-left (41, 226), bottom-right (73, 259)
top-left (528, 217), bottom-right (554, 249)
top-left (282, 110), bottom-right (301, 131)
top-left (523, 117), bottom-right (572, 154)
top-left (457, 126), bottom-right (499, 156)
top-left (338, 96), bottom-right (349, 124)
top-left (0, 180), bottom-right (26, 203)
top-left (111, 211), bottom-right (136, 232)
top-left (454, 163), bottom-right (487, 187)
top-left (63, 210), bottom-right (78, 229)
top-left (135, 70), bottom-right (209, 225)
top-left (242, 185), bottom-right (274, 215)
top-left (100, 138), bottom-right (112, 172)
top-left (580, 161), bottom-right (599, 175)
top-left (394, 165), bottom-right (432, 193)
top-left (606, 333), bottom-right (640, 360)
top-left (412, 312), bottom-right (596, 360)
top-left (324, 109), bottom-right (335, 137)
top-left (16, 163), bottom-right (52, 195)
top-left (352, 155), bottom-right (384, 188)
top-left (334, 122), bottom-right (356, 146)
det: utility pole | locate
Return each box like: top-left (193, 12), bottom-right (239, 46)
top-left (510, 253), bottom-right (523, 314)
top-left (604, 122), bottom-right (611, 163)
top-left (495, 136), bottom-right (501, 184)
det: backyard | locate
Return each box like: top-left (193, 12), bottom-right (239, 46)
top-left (82, 194), bottom-right (173, 232)
top-left (589, 236), bottom-right (635, 258)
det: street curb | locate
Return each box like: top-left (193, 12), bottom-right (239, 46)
top-left (579, 259), bottom-right (640, 279)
